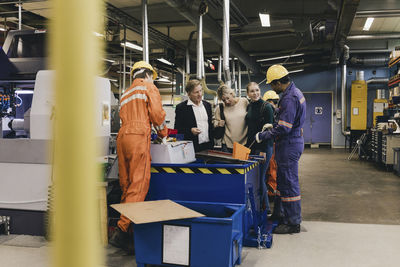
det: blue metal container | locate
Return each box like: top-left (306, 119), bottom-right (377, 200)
top-left (134, 201), bottom-right (245, 267)
top-left (147, 159), bottom-right (260, 243)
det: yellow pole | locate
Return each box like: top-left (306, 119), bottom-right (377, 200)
top-left (50, 0), bottom-right (104, 266)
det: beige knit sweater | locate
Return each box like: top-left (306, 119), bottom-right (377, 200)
top-left (214, 97), bottom-right (249, 149)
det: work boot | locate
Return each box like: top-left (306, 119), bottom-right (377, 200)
top-left (109, 227), bottom-right (135, 254)
top-left (273, 224), bottom-right (300, 234)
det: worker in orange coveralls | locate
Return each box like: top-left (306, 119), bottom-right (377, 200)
top-left (110, 61), bottom-right (167, 252)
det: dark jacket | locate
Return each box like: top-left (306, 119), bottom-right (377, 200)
top-left (174, 100), bottom-right (214, 152)
top-left (246, 99), bottom-right (274, 153)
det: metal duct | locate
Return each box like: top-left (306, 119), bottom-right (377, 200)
top-left (349, 55), bottom-right (388, 66)
top-left (217, 54), bottom-right (222, 84)
top-left (366, 78), bottom-right (388, 85)
top-left (196, 15), bottom-right (203, 79)
top-left (341, 45), bottom-right (350, 136)
top-left (142, 0), bottom-right (149, 62)
top-left (347, 34), bottom-right (400, 40)
top-left (238, 61), bottom-right (242, 96)
top-left (164, 0), bottom-right (260, 74)
top-left (223, 0), bottom-right (231, 87)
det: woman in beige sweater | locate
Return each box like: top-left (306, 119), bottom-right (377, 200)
top-left (214, 85), bottom-right (249, 152)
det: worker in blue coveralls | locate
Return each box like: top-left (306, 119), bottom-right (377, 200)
top-left (255, 64), bottom-right (306, 234)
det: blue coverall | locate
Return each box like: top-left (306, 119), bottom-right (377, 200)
top-left (258, 82), bottom-right (306, 225)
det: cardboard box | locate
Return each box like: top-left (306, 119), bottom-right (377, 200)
top-left (150, 141), bottom-right (196, 164)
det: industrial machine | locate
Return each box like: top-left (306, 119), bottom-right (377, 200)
top-left (0, 30), bottom-right (112, 235)
top-left (373, 90), bottom-right (388, 127)
top-left (350, 72), bottom-right (368, 130)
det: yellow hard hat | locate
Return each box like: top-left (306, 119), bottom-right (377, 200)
top-left (266, 64), bottom-right (289, 84)
top-left (263, 90), bottom-right (279, 101)
top-left (130, 61), bottom-right (157, 80)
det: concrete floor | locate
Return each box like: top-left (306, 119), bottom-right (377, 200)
top-left (1, 148), bottom-right (400, 267)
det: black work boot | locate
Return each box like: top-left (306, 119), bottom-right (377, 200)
top-left (273, 224), bottom-right (300, 234)
top-left (109, 227), bottom-right (135, 254)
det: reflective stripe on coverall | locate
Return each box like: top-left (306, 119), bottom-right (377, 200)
top-left (117, 78), bottom-right (167, 232)
top-left (260, 82), bottom-right (306, 225)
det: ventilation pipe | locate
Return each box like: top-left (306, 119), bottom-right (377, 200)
top-left (196, 2), bottom-right (217, 100)
top-left (196, 14), bottom-right (203, 80)
top-left (238, 61), bottom-right (242, 96)
top-left (341, 45), bottom-right (350, 136)
top-left (223, 0), bottom-right (231, 87)
top-left (217, 53), bottom-right (222, 84)
top-left (349, 55), bottom-right (388, 66)
top-left (367, 78), bottom-right (388, 84)
top-left (142, 0), bottom-right (149, 62)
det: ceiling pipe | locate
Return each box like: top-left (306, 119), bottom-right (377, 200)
top-left (342, 45), bottom-right (350, 136)
top-left (164, 0), bottom-right (260, 74)
top-left (349, 55), bottom-right (388, 66)
top-left (348, 34), bottom-right (400, 40)
top-left (366, 78), bottom-right (388, 85)
top-left (217, 53), bottom-right (222, 84)
top-left (222, 0), bottom-right (231, 87)
top-left (196, 14), bottom-right (203, 79)
top-left (142, 0), bottom-right (149, 62)
top-left (238, 61), bottom-right (241, 95)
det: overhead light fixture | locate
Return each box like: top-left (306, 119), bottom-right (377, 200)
top-left (256, 53), bottom-right (304, 62)
top-left (363, 17), bottom-right (374, 31)
top-left (93, 31), bottom-right (104, 37)
top-left (157, 58), bottom-right (173, 66)
top-left (121, 41), bottom-right (143, 52)
top-left (259, 13), bottom-right (270, 27)
top-left (102, 58), bottom-right (116, 63)
top-left (289, 69), bottom-right (304, 74)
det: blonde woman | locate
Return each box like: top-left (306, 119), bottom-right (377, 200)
top-left (214, 85), bottom-right (248, 152)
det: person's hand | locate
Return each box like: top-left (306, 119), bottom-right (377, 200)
top-left (162, 136), bottom-right (167, 145)
top-left (255, 130), bottom-right (269, 143)
top-left (262, 123), bottom-right (273, 132)
top-left (259, 152), bottom-right (266, 163)
top-left (191, 127), bottom-right (202, 135)
top-left (218, 120), bottom-right (225, 127)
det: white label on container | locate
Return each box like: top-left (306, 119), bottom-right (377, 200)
top-left (374, 103), bottom-right (384, 113)
top-left (353, 108), bottom-right (359, 115)
top-left (163, 224), bottom-right (190, 266)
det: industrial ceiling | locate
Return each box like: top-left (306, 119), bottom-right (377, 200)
top-left (1, 0), bottom-right (400, 78)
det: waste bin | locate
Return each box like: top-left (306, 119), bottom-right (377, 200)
top-left (134, 201), bottom-right (245, 267)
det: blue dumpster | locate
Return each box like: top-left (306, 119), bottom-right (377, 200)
top-left (147, 159), bottom-right (260, 246)
top-left (134, 201), bottom-right (245, 267)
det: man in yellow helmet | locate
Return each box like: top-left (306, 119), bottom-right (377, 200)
top-left (255, 64), bottom-right (306, 234)
top-left (110, 61), bottom-right (168, 251)
top-left (263, 90), bottom-right (280, 108)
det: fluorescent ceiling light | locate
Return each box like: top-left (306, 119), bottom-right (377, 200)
top-left (363, 17), bottom-right (374, 31)
top-left (93, 31), bottom-right (104, 37)
top-left (102, 58), bottom-right (116, 63)
top-left (15, 90), bottom-right (34, 95)
top-left (0, 27), bottom-right (5, 31)
top-left (289, 69), bottom-right (304, 74)
top-left (157, 58), bottom-right (173, 66)
top-left (257, 53), bottom-right (304, 62)
top-left (211, 57), bottom-right (238, 61)
top-left (259, 13), bottom-right (270, 27)
top-left (121, 41), bottom-right (143, 52)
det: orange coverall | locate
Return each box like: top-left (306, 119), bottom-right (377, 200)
top-left (116, 78), bottom-right (167, 232)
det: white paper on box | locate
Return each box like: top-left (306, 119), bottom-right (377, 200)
top-left (163, 224), bottom-right (190, 266)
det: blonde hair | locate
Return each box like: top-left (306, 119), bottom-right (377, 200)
top-left (246, 82), bottom-right (259, 93)
top-left (217, 84), bottom-right (235, 100)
